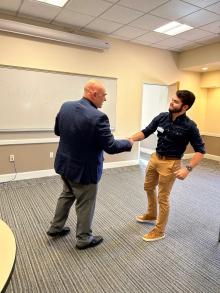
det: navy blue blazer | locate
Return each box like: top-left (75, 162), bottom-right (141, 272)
top-left (54, 98), bottom-right (132, 184)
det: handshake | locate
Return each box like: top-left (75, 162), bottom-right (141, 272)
top-left (128, 137), bottom-right (135, 145)
top-left (127, 131), bottom-right (145, 146)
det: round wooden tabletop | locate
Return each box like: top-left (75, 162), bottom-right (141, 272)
top-left (0, 219), bottom-right (16, 293)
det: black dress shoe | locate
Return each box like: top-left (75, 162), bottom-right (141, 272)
top-left (47, 227), bottom-right (70, 237)
top-left (76, 236), bottom-right (103, 250)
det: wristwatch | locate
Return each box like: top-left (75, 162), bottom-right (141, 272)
top-left (185, 165), bottom-right (193, 172)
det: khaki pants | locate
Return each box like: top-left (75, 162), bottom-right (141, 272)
top-left (144, 153), bottom-right (181, 233)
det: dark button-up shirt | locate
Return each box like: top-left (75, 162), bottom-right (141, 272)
top-left (142, 112), bottom-right (205, 158)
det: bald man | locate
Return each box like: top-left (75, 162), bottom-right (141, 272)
top-left (47, 80), bottom-right (133, 250)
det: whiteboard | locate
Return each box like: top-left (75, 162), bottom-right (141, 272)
top-left (0, 66), bottom-right (117, 131)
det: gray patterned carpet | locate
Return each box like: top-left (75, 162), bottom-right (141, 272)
top-left (0, 159), bottom-right (220, 293)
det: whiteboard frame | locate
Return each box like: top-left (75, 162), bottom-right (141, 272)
top-left (0, 64), bottom-right (117, 132)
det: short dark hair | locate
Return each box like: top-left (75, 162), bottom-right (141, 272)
top-left (176, 90), bottom-right (195, 110)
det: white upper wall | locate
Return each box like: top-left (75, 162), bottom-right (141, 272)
top-left (0, 33), bottom-right (205, 137)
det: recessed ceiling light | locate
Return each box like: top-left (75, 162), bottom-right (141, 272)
top-left (154, 21), bottom-right (193, 36)
top-left (35, 0), bottom-right (69, 7)
top-left (202, 67), bottom-right (208, 71)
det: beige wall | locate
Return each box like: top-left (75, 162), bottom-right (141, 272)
top-left (204, 88), bottom-right (220, 134)
top-left (0, 143), bottom-right (58, 174)
top-left (179, 42), bottom-right (220, 71)
top-left (202, 136), bottom-right (220, 156)
top-left (179, 73), bottom-right (207, 131)
top-left (0, 142), bottom-right (139, 174)
top-left (0, 33), bottom-right (215, 174)
top-left (0, 34), bottom-right (203, 137)
top-left (201, 71), bottom-right (220, 88)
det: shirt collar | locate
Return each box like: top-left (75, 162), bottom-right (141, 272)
top-left (82, 97), bottom-right (97, 109)
top-left (169, 112), bottom-right (186, 122)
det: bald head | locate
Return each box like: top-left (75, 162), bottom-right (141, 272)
top-left (84, 80), bottom-right (107, 108)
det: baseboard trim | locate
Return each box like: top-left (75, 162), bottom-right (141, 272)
top-left (140, 149), bottom-right (197, 160)
top-left (201, 132), bottom-right (220, 138)
top-left (103, 159), bottom-right (138, 169)
top-left (204, 154), bottom-right (220, 162)
top-left (0, 160), bottom-right (139, 182)
top-left (183, 153), bottom-right (220, 161)
top-left (140, 147), bottom-right (154, 154)
top-left (1, 154), bottom-right (219, 183)
top-left (140, 148), bottom-right (220, 162)
top-left (183, 153), bottom-right (194, 159)
top-left (0, 169), bottom-right (57, 182)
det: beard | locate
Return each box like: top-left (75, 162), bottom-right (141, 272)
top-left (169, 104), bottom-right (184, 113)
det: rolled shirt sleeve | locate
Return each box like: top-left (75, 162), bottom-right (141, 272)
top-left (189, 122), bottom-right (206, 154)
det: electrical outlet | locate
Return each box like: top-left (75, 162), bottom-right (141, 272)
top-left (49, 152), bottom-right (54, 158)
top-left (9, 154), bottom-right (15, 162)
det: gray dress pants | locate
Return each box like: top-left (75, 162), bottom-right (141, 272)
top-left (48, 178), bottom-right (98, 247)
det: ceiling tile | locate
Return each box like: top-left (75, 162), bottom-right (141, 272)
top-left (131, 39), bottom-right (155, 45)
top-left (110, 34), bottom-right (132, 40)
top-left (101, 5), bottom-right (143, 24)
top-left (0, 0), bottom-right (21, 14)
top-left (83, 18), bottom-right (123, 34)
top-left (19, 0), bottom-right (60, 21)
top-left (53, 10), bottom-right (94, 28)
top-left (179, 9), bottom-right (220, 27)
top-left (0, 0), bottom-right (219, 51)
top-left (205, 2), bottom-right (220, 14)
top-left (171, 48), bottom-right (183, 52)
top-left (129, 14), bottom-right (169, 30)
top-left (181, 0), bottom-right (220, 8)
top-left (177, 28), bottom-right (213, 40)
top-left (150, 43), bottom-right (171, 49)
top-left (135, 31), bottom-right (168, 43)
top-left (200, 20), bottom-right (220, 33)
top-left (110, 25), bottom-right (147, 39)
top-left (170, 42), bottom-right (191, 50)
top-left (196, 34), bottom-right (220, 44)
top-left (66, 0), bottom-right (113, 17)
top-left (150, 0), bottom-right (200, 20)
top-left (104, 0), bottom-right (119, 2)
top-left (169, 48), bottom-right (185, 52)
top-left (155, 36), bottom-right (190, 46)
top-left (132, 40), bottom-right (174, 51)
top-left (118, 0), bottom-right (169, 13)
top-left (179, 42), bottom-right (203, 50)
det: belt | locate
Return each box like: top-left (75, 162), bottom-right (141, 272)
top-left (156, 153), bottom-right (180, 160)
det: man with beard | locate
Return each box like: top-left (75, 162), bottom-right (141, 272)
top-left (130, 90), bottom-right (205, 242)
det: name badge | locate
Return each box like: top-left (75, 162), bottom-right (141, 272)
top-left (157, 126), bottom-right (164, 133)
